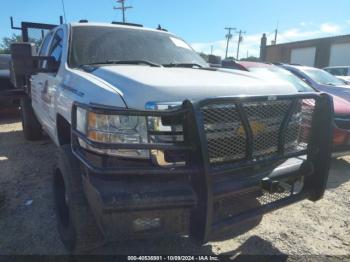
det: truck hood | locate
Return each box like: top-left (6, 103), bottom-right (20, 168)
top-left (91, 65), bottom-right (302, 109)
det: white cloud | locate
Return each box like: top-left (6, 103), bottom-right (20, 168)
top-left (281, 28), bottom-right (319, 39)
top-left (320, 23), bottom-right (341, 33)
top-left (300, 21), bottom-right (314, 27)
top-left (191, 22), bottom-right (345, 59)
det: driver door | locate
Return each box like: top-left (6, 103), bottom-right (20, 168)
top-left (33, 29), bottom-right (64, 137)
top-left (30, 31), bottom-right (53, 125)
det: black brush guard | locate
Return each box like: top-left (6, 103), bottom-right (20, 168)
top-left (71, 92), bottom-right (333, 242)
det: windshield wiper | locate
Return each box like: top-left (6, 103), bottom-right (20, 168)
top-left (80, 60), bottom-right (161, 68)
top-left (162, 62), bottom-right (204, 68)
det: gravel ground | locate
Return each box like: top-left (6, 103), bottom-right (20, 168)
top-left (0, 108), bottom-right (349, 257)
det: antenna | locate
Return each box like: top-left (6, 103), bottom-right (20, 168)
top-left (113, 0), bottom-right (133, 23)
top-left (61, 0), bottom-right (67, 23)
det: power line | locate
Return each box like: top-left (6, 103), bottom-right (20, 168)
top-left (224, 27), bottom-right (236, 59)
top-left (113, 0), bottom-right (133, 23)
top-left (60, 0), bottom-right (67, 23)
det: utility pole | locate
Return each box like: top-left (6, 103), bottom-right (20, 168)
top-left (113, 0), bottom-right (133, 23)
top-left (236, 29), bottom-right (246, 60)
top-left (274, 21), bottom-right (279, 45)
top-left (224, 27), bottom-right (236, 59)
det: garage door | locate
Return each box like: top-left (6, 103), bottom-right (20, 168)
top-left (329, 43), bottom-right (350, 66)
top-left (290, 47), bottom-right (316, 66)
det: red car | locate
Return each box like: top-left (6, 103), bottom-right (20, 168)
top-left (233, 61), bottom-right (350, 157)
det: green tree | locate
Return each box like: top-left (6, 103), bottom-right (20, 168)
top-left (0, 34), bottom-right (22, 54)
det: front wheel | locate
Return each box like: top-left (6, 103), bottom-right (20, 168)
top-left (53, 145), bottom-right (104, 253)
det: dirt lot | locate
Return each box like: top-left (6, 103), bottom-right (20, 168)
top-left (0, 108), bottom-right (349, 257)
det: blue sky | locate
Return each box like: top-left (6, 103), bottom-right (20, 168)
top-left (1, 0), bottom-right (350, 57)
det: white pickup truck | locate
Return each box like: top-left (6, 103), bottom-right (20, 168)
top-left (8, 21), bottom-right (333, 253)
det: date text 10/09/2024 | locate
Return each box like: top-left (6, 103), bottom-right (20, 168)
top-left (127, 256), bottom-right (220, 261)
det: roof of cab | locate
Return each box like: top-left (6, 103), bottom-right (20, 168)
top-left (69, 22), bottom-right (171, 35)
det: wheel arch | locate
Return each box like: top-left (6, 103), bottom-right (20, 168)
top-left (57, 114), bottom-right (71, 145)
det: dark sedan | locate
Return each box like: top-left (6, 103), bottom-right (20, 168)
top-left (280, 64), bottom-right (350, 102)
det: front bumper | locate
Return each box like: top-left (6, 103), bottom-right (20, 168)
top-left (71, 93), bottom-right (333, 243)
top-left (82, 171), bottom-right (195, 240)
top-left (81, 157), bottom-right (312, 242)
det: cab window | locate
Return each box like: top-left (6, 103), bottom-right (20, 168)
top-left (49, 29), bottom-right (63, 64)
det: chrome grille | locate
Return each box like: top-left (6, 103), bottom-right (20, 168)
top-left (244, 100), bottom-right (291, 158)
top-left (202, 104), bottom-right (246, 163)
top-left (201, 98), bottom-right (316, 165)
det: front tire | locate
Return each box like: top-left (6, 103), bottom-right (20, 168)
top-left (20, 96), bottom-right (42, 141)
top-left (53, 145), bottom-right (104, 253)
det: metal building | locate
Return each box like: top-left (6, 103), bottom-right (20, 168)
top-left (260, 34), bottom-right (350, 68)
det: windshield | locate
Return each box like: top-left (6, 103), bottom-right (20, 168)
top-left (300, 67), bottom-right (345, 86)
top-left (69, 26), bottom-right (207, 68)
top-left (248, 66), bottom-right (314, 92)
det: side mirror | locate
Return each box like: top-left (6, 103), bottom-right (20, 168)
top-left (10, 43), bottom-right (59, 89)
top-left (44, 56), bottom-right (60, 72)
top-left (10, 42), bottom-right (37, 89)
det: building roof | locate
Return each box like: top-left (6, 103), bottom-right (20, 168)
top-left (266, 34), bottom-right (350, 48)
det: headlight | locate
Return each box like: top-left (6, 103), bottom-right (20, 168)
top-left (76, 108), bottom-right (149, 159)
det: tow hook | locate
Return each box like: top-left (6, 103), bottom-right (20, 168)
top-left (261, 177), bottom-right (280, 193)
